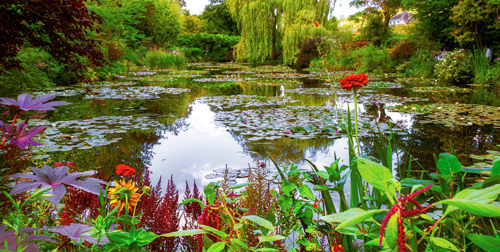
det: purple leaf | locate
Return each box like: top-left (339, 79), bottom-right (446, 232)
top-left (0, 93), bottom-right (70, 111)
top-left (8, 165), bottom-right (107, 206)
top-left (0, 120), bottom-right (45, 149)
top-left (0, 225), bottom-right (56, 252)
top-left (50, 223), bottom-right (108, 245)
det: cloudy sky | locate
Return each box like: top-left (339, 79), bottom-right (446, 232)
top-left (185, 0), bottom-right (360, 18)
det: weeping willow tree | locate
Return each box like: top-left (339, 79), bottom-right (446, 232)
top-left (226, 0), bottom-right (334, 64)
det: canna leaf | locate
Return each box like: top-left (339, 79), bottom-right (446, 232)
top-left (357, 157), bottom-right (395, 197)
top-left (241, 215), bottom-right (274, 231)
top-left (436, 153), bottom-right (462, 176)
top-left (466, 233), bottom-right (500, 252)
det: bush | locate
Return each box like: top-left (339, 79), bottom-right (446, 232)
top-left (434, 48), bottom-right (472, 84)
top-left (176, 33), bottom-right (240, 62)
top-left (145, 49), bottom-right (186, 69)
top-left (390, 39), bottom-right (415, 63)
top-left (359, 44), bottom-right (393, 74)
top-left (181, 47), bottom-right (205, 62)
top-left (296, 38), bottom-right (322, 71)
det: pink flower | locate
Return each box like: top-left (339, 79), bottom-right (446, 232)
top-left (243, 121), bottom-right (247, 124)
top-left (272, 110), bottom-right (275, 113)
top-left (335, 130), bottom-right (339, 133)
top-left (254, 124), bottom-right (257, 126)
top-left (285, 131), bottom-right (290, 134)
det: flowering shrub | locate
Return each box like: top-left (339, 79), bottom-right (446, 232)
top-left (434, 48), bottom-right (472, 84)
top-left (390, 39), bottom-right (415, 62)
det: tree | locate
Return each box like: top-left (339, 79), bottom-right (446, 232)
top-left (226, 0), bottom-right (332, 64)
top-left (201, 1), bottom-right (240, 36)
top-left (350, 0), bottom-right (401, 41)
top-left (0, 0), bottom-right (106, 81)
top-left (182, 14), bottom-right (204, 35)
top-left (151, 0), bottom-right (184, 46)
top-left (450, 0), bottom-right (500, 48)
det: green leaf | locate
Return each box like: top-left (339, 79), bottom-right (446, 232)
top-left (204, 182), bottom-right (219, 205)
top-left (179, 199), bottom-right (205, 211)
top-left (385, 214), bottom-right (398, 249)
top-left (136, 231), bottom-right (158, 246)
top-left (492, 160), bottom-right (500, 176)
top-left (400, 178), bottom-right (442, 192)
top-left (311, 171), bottom-right (330, 180)
top-left (207, 242), bottom-right (225, 252)
top-left (161, 229), bottom-right (208, 237)
top-left (357, 157), bottom-right (395, 197)
top-left (321, 208), bottom-right (385, 230)
top-left (231, 238), bottom-right (249, 250)
top-left (253, 249), bottom-right (279, 251)
top-left (439, 199), bottom-right (500, 217)
top-left (258, 235), bottom-right (286, 243)
top-left (483, 175), bottom-right (500, 188)
top-left (229, 182), bottom-right (255, 189)
top-left (436, 153), bottom-right (462, 176)
top-left (281, 180), bottom-right (295, 196)
top-left (430, 237), bottom-right (460, 251)
top-left (241, 215), bottom-right (274, 231)
top-left (233, 223), bottom-right (243, 230)
top-left (299, 184), bottom-right (314, 200)
top-left (200, 225), bottom-right (227, 237)
top-left (466, 233), bottom-right (500, 252)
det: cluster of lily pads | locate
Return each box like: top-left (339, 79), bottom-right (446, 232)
top-left (285, 88), bottom-right (334, 95)
top-left (464, 147), bottom-right (500, 175)
top-left (30, 115), bottom-right (162, 152)
top-left (411, 86), bottom-right (471, 93)
top-left (255, 73), bottom-right (314, 79)
top-left (84, 86), bottom-right (190, 100)
top-left (203, 95), bottom-right (299, 109)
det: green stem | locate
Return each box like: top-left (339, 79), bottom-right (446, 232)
top-left (353, 87), bottom-right (360, 156)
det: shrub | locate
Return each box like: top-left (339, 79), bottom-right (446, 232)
top-left (145, 49), bottom-right (186, 69)
top-left (390, 39), bottom-right (415, 62)
top-left (434, 48), bottom-right (472, 84)
top-left (296, 38), bottom-right (322, 71)
top-left (181, 47), bottom-right (205, 62)
top-left (176, 33), bottom-right (240, 62)
top-left (359, 44), bottom-right (393, 74)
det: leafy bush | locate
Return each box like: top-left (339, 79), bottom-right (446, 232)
top-left (145, 49), bottom-right (186, 69)
top-left (176, 33), bottom-right (240, 62)
top-left (390, 39), bottom-right (415, 63)
top-left (296, 38), bottom-right (322, 71)
top-left (399, 49), bottom-right (437, 78)
top-left (181, 47), bottom-right (205, 62)
top-left (434, 48), bottom-right (472, 84)
top-left (359, 44), bottom-right (394, 74)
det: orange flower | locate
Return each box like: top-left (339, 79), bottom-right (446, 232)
top-left (108, 179), bottom-right (141, 213)
top-left (116, 164), bottom-right (136, 177)
top-left (340, 73), bottom-right (368, 91)
top-left (326, 80), bottom-right (330, 83)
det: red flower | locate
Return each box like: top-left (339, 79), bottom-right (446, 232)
top-left (340, 73), bottom-right (369, 91)
top-left (313, 200), bottom-right (318, 209)
top-left (116, 164), bottom-right (136, 177)
top-left (314, 21), bottom-right (319, 27)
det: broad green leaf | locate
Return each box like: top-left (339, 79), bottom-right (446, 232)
top-left (483, 175), bottom-right (500, 188)
top-left (436, 153), bottom-right (462, 176)
top-left (357, 157), bottom-right (395, 196)
top-left (400, 178), bottom-right (442, 192)
top-left (439, 199), bottom-right (500, 217)
top-left (136, 231), bottom-right (158, 246)
top-left (179, 199), bottom-right (205, 211)
top-left (207, 242), bottom-right (225, 252)
top-left (229, 182), bottom-right (255, 189)
top-left (312, 171), bottom-right (330, 180)
top-left (321, 208), bottom-right (385, 230)
top-left (299, 184), bottom-right (314, 200)
top-left (241, 215), bottom-right (274, 231)
top-left (233, 223), bottom-right (243, 230)
top-left (253, 249), bottom-right (279, 251)
top-left (161, 229), bottom-right (208, 237)
top-left (281, 180), bottom-right (295, 196)
top-left (385, 214), bottom-right (398, 249)
top-left (200, 225), bottom-right (227, 237)
top-left (492, 160), bottom-right (500, 176)
top-left (442, 184), bottom-right (500, 215)
top-left (258, 235), bottom-right (286, 243)
top-left (466, 233), bottom-right (500, 252)
top-left (204, 182), bottom-right (218, 205)
top-left (231, 238), bottom-right (249, 250)
top-left (430, 237), bottom-right (460, 251)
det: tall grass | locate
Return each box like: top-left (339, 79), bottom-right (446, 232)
top-left (145, 49), bottom-right (186, 69)
top-left (470, 47), bottom-right (492, 84)
top-left (359, 44), bottom-right (393, 74)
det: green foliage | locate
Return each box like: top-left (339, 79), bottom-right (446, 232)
top-left (151, 0), bottom-right (184, 46)
top-left (201, 2), bottom-right (240, 36)
top-left (182, 14), bottom-right (204, 35)
top-left (359, 44), bottom-right (394, 74)
top-left (400, 49), bottom-right (437, 78)
top-left (177, 33), bottom-right (240, 62)
top-left (434, 48), bottom-right (472, 84)
top-left (181, 47), bottom-right (206, 62)
top-left (359, 11), bottom-right (389, 45)
top-left (470, 47), bottom-right (493, 84)
top-left (145, 49), bottom-right (185, 69)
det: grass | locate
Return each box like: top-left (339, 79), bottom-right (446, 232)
top-left (145, 49), bottom-right (186, 69)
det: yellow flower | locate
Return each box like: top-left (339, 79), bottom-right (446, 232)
top-left (107, 179), bottom-right (141, 213)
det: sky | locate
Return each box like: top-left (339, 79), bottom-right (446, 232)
top-left (185, 0), bottom-right (360, 18)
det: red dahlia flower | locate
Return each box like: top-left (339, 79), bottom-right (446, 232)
top-left (116, 164), bottom-right (136, 177)
top-left (340, 73), bottom-right (369, 91)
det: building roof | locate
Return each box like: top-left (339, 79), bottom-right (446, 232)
top-left (390, 12), bottom-right (411, 21)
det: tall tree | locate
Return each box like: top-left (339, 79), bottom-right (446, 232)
top-left (0, 0), bottom-right (106, 81)
top-left (350, 0), bottom-right (401, 36)
top-left (226, 0), bottom-right (332, 64)
top-left (201, 0), bottom-right (240, 36)
top-left (151, 0), bottom-right (184, 46)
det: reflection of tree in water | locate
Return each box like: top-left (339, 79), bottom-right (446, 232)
top-left (359, 103), bottom-right (500, 180)
top-left (147, 92), bottom-right (194, 136)
top-left (227, 130), bottom-right (336, 166)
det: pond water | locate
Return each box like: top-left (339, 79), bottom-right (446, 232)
top-left (21, 63), bottom-right (500, 198)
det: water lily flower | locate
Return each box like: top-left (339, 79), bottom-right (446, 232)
top-left (254, 124), bottom-right (257, 127)
top-left (243, 121), bottom-right (247, 124)
top-left (376, 102), bottom-right (379, 105)
top-left (335, 130), bottom-right (339, 133)
top-left (285, 131), bottom-right (290, 134)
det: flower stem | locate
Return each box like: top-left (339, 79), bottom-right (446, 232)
top-left (353, 87), bottom-right (361, 156)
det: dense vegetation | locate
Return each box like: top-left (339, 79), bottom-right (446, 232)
top-left (1, 0), bottom-right (500, 251)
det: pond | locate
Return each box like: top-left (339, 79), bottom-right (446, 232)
top-left (23, 63), bottom-right (500, 199)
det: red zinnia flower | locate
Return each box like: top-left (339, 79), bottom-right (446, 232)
top-left (314, 21), bottom-right (319, 27)
top-left (116, 164), bottom-right (136, 177)
top-left (340, 73), bottom-right (369, 91)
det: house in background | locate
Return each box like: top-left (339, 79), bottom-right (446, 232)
top-left (389, 12), bottom-right (412, 26)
